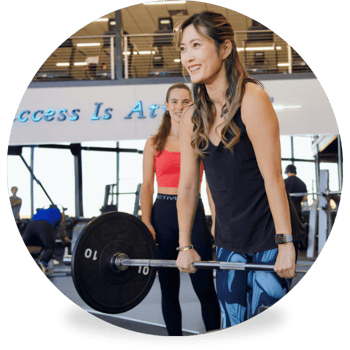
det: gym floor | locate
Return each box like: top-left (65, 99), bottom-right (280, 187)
top-left (50, 270), bottom-right (205, 335)
top-left (48, 249), bottom-right (314, 336)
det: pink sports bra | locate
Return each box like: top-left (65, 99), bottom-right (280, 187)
top-left (154, 149), bottom-right (204, 188)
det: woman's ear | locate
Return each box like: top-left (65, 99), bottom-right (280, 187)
top-left (221, 40), bottom-right (233, 60)
top-left (164, 102), bottom-right (169, 112)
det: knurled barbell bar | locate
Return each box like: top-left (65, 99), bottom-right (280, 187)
top-left (63, 211), bottom-right (311, 315)
top-left (115, 256), bottom-right (310, 273)
top-left (289, 190), bottom-right (341, 197)
top-left (65, 252), bottom-right (310, 273)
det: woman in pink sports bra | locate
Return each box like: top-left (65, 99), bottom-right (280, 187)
top-left (141, 83), bottom-right (220, 336)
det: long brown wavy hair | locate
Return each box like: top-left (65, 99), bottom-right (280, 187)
top-left (174, 11), bottom-right (262, 157)
top-left (152, 83), bottom-right (192, 155)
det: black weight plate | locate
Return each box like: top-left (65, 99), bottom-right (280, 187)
top-left (71, 211), bottom-right (157, 314)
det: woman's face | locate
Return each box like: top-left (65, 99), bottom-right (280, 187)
top-left (165, 88), bottom-right (192, 124)
top-left (180, 24), bottom-right (224, 85)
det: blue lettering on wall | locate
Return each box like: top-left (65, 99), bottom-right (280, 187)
top-left (91, 103), bottom-right (103, 120)
top-left (16, 108), bottom-right (84, 123)
top-left (58, 109), bottom-right (67, 121)
top-left (16, 101), bottom-right (169, 124)
top-left (148, 104), bottom-right (159, 119)
top-left (125, 101), bottom-right (144, 119)
top-left (32, 110), bottom-right (44, 122)
top-left (102, 108), bottom-right (113, 120)
top-left (90, 103), bottom-right (113, 120)
top-left (125, 102), bottom-right (167, 119)
top-left (18, 110), bottom-right (30, 123)
top-left (44, 109), bottom-right (55, 122)
top-left (70, 109), bottom-right (80, 121)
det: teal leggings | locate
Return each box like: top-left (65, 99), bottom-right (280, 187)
top-left (216, 246), bottom-right (293, 328)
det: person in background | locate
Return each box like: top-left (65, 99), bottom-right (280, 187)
top-left (10, 186), bottom-right (22, 222)
top-left (22, 205), bottom-right (69, 274)
top-left (284, 164), bottom-right (308, 250)
top-left (284, 164), bottom-right (308, 219)
top-left (141, 82), bottom-right (221, 336)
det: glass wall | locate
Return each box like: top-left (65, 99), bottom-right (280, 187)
top-left (81, 141), bottom-right (118, 218)
top-left (292, 136), bottom-right (314, 160)
top-left (118, 140), bottom-right (145, 215)
top-left (7, 144), bottom-right (75, 218)
top-left (7, 147), bottom-right (33, 218)
top-left (281, 135), bottom-right (316, 206)
top-left (320, 162), bottom-right (340, 192)
top-left (8, 134), bottom-right (340, 220)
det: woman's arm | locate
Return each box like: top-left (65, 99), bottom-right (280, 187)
top-left (58, 211), bottom-right (70, 243)
top-left (140, 138), bottom-right (157, 241)
top-left (176, 106), bottom-right (202, 273)
top-left (241, 83), bottom-right (295, 279)
top-left (206, 178), bottom-right (216, 240)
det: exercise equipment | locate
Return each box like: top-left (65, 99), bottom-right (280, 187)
top-left (64, 211), bottom-right (311, 315)
top-left (70, 211), bottom-right (157, 314)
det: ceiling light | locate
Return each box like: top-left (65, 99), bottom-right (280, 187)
top-left (128, 51), bottom-right (138, 55)
top-left (278, 63), bottom-right (290, 67)
top-left (139, 51), bottom-right (156, 55)
top-left (56, 63), bottom-right (69, 66)
top-left (77, 43), bottom-right (101, 47)
top-left (74, 62), bottom-right (88, 66)
top-left (237, 46), bottom-right (281, 52)
top-left (273, 105), bottom-right (301, 111)
top-left (174, 59), bottom-right (180, 62)
top-left (95, 18), bottom-right (109, 22)
top-left (144, 1), bottom-right (186, 4)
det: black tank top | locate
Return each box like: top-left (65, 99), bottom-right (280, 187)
top-left (201, 107), bottom-right (277, 254)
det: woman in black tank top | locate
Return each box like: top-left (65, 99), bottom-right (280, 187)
top-left (174, 11), bottom-right (302, 328)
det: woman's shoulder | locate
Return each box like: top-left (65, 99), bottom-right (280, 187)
top-left (242, 82), bottom-right (269, 105)
top-left (144, 137), bottom-right (157, 155)
top-left (241, 82), bottom-right (276, 125)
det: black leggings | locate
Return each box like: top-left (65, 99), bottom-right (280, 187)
top-left (151, 194), bottom-right (221, 335)
top-left (22, 220), bottom-right (56, 264)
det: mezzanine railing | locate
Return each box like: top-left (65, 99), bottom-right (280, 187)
top-left (32, 30), bottom-right (311, 82)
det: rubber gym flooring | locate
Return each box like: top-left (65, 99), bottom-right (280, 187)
top-left (50, 270), bottom-right (204, 335)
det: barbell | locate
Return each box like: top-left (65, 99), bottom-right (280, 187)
top-left (63, 211), bottom-right (311, 315)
